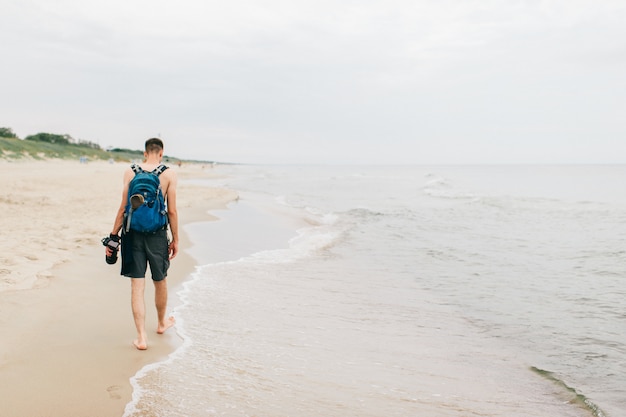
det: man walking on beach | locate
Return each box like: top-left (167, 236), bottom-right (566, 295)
top-left (106, 138), bottom-right (178, 350)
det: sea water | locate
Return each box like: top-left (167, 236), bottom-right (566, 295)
top-left (124, 164), bottom-right (625, 417)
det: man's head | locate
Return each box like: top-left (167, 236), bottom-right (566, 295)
top-left (145, 138), bottom-right (164, 155)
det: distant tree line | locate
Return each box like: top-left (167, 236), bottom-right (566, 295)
top-left (0, 126), bottom-right (101, 150)
top-left (108, 147), bottom-right (144, 155)
top-left (25, 132), bottom-right (72, 145)
top-left (0, 127), bottom-right (18, 138)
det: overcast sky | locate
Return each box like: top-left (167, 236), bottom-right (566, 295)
top-left (1, 0), bottom-right (625, 164)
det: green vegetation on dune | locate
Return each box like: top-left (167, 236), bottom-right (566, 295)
top-left (0, 136), bottom-right (148, 161)
top-left (0, 127), bottom-right (207, 163)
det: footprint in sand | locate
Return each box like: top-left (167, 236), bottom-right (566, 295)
top-left (107, 385), bottom-right (122, 400)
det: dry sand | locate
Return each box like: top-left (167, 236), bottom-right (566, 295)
top-left (0, 159), bottom-right (238, 417)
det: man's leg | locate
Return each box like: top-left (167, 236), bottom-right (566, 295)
top-left (131, 278), bottom-right (148, 350)
top-left (154, 278), bottom-right (176, 334)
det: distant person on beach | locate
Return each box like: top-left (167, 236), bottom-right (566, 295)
top-left (106, 138), bottom-right (179, 350)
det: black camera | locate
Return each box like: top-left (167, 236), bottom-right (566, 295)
top-left (102, 234), bottom-right (120, 264)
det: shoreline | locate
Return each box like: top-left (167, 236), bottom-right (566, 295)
top-left (0, 159), bottom-right (238, 417)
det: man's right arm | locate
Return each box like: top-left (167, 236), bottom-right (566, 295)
top-left (110, 168), bottom-right (133, 236)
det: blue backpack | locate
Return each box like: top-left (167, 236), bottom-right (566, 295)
top-left (124, 164), bottom-right (169, 233)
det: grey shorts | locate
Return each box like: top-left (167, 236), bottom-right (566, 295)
top-left (121, 229), bottom-right (170, 281)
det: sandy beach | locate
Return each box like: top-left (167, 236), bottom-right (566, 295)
top-left (0, 159), bottom-right (238, 417)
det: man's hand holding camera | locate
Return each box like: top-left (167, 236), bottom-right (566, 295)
top-left (102, 234), bottom-right (120, 264)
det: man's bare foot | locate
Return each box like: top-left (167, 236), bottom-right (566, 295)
top-left (157, 316), bottom-right (176, 334)
top-left (133, 338), bottom-right (148, 350)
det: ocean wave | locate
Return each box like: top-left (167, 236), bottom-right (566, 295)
top-left (248, 224), bottom-right (344, 263)
top-left (343, 207), bottom-right (385, 219)
top-left (530, 367), bottom-right (607, 417)
top-left (422, 176), bottom-right (479, 201)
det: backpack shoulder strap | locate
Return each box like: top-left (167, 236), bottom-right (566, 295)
top-left (131, 164), bottom-right (166, 176)
top-left (130, 163), bottom-right (144, 174)
top-left (152, 164), bottom-right (169, 176)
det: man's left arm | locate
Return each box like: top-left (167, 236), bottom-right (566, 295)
top-left (166, 171), bottom-right (179, 260)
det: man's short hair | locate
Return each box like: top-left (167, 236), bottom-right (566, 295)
top-left (145, 138), bottom-right (164, 154)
